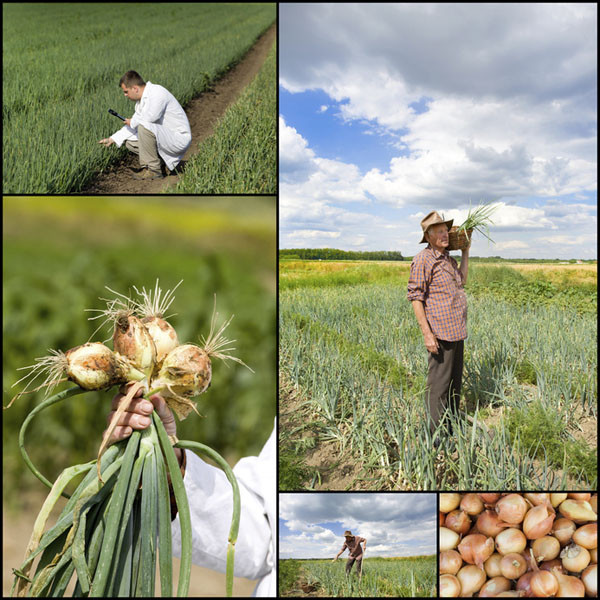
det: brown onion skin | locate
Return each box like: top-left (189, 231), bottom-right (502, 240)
top-left (477, 510), bottom-right (512, 537)
top-left (496, 528), bottom-right (527, 555)
top-left (530, 570), bottom-right (558, 597)
top-left (458, 534), bottom-right (494, 569)
top-left (581, 563), bottom-right (597, 597)
top-left (440, 511), bottom-right (445, 526)
top-left (525, 493), bottom-right (551, 507)
top-left (532, 536), bottom-right (561, 562)
top-left (478, 576), bottom-right (511, 597)
top-left (440, 550), bottom-right (463, 575)
top-left (479, 493), bottom-right (501, 505)
top-left (484, 553), bottom-right (503, 578)
top-left (560, 543), bottom-right (590, 573)
top-left (461, 493), bottom-right (484, 515)
top-left (496, 494), bottom-right (529, 525)
top-left (440, 574), bottom-right (461, 598)
top-left (523, 505), bottom-right (556, 540)
top-left (500, 553), bottom-right (528, 579)
top-left (568, 492), bottom-right (591, 502)
top-left (445, 509), bottom-right (471, 535)
top-left (552, 567), bottom-right (585, 597)
top-left (539, 558), bottom-right (563, 573)
top-left (552, 517), bottom-right (576, 546)
top-left (516, 571), bottom-right (534, 596)
top-left (572, 523), bottom-right (597, 550)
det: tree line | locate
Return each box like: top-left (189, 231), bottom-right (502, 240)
top-left (279, 248), bottom-right (404, 261)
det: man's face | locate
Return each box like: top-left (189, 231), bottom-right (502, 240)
top-left (426, 224), bottom-right (449, 248)
top-left (121, 83), bottom-right (142, 101)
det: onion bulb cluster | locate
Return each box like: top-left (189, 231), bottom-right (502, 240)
top-left (440, 492), bottom-right (597, 597)
top-left (8, 281), bottom-right (251, 420)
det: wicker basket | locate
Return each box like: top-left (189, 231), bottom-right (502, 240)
top-left (448, 227), bottom-right (473, 251)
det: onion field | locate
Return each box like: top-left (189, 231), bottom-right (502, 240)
top-left (279, 260), bottom-right (597, 490)
top-left (3, 3), bottom-right (276, 193)
top-left (171, 41), bottom-right (276, 193)
top-left (279, 556), bottom-right (436, 598)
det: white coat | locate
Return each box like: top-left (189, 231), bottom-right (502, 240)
top-left (171, 421), bottom-right (276, 597)
top-left (110, 81), bottom-right (191, 171)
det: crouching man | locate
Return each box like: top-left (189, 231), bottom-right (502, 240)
top-left (99, 70), bottom-right (191, 180)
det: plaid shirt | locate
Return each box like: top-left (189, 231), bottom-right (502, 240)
top-left (407, 244), bottom-right (467, 341)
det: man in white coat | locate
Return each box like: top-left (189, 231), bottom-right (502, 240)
top-left (99, 70), bottom-right (192, 180)
top-left (106, 385), bottom-right (276, 597)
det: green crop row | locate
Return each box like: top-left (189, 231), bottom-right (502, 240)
top-left (170, 41), bottom-right (276, 193)
top-left (3, 3), bottom-right (275, 193)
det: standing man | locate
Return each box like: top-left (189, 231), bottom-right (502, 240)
top-left (407, 211), bottom-right (470, 437)
top-left (99, 70), bottom-right (191, 180)
top-left (332, 530), bottom-right (367, 577)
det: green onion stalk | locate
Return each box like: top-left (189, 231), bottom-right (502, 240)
top-left (453, 200), bottom-right (498, 244)
top-left (8, 282), bottom-right (249, 597)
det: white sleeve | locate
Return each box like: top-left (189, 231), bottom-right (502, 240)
top-left (110, 125), bottom-right (137, 147)
top-left (171, 430), bottom-right (275, 581)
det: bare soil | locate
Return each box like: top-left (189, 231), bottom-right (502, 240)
top-left (83, 24), bottom-right (275, 194)
top-left (3, 492), bottom-right (257, 596)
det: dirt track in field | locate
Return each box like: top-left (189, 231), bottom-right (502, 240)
top-left (82, 23), bottom-right (275, 195)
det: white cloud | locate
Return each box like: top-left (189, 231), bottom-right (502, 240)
top-left (496, 240), bottom-right (530, 250)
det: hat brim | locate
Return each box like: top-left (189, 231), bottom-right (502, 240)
top-left (420, 219), bottom-right (453, 243)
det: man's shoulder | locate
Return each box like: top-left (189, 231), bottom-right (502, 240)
top-left (411, 246), bottom-right (433, 264)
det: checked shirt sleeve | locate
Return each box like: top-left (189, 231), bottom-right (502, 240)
top-left (407, 252), bottom-right (431, 302)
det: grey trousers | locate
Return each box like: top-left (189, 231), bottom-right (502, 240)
top-left (346, 556), bottom-right (362, 575)
top-left (425, 339), bottom-right (464, 434)
top-left (125, 124), bottom-right (162, 173)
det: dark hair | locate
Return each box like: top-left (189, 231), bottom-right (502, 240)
top-left (119, 70), bottom-right (145, 88)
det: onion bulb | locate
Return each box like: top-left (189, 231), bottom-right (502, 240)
top-left (484, 553), bottom-right (503, 578)
top-left (478, 576), bottom-right (511, 597)
top-left (551, 493), bottom-right (568, 507)
top-left (552, 567), bottom-right (585, 597)
top-left (461, 493), bottom-right (484, 515)
top-left (572, 523), bottom-right (597, 550)
top-left (523, 504), bottom-right (555, 539)
top-left (496, 494), bottom-right (529, 525)
top-left (532, 536), bottom-right (561, 562)
top-left (495, 528), bottom-right (527, 555)
top-left (581, 563), bottom-right (597, 597)
top-left (440, 550), bottom-right (462, 575)
top-left (552, 517), bottom-right (576, 545)
top-left (530, 569), bottom-right (558, 597)
top-left (479, 493), bottom-right (501, 505)
top-left (559, 499), bottom-right (598, 523)
top-left (560, 543), bottom-right (590, 572)
top-left (477, 510), bottom-right (511, 537)
top-left (456, 565), bottom-right (486, 596)
top-left (440, 574), bottom-right (461, 597)
top-left (445, 510), bottom-right (471, 534)
top-left (441, 493), bottom-right (462, 513)
top-left (141, 316), bottom-right (179, 365)
top-left (568, 493), bottom-right (591, 502)
top-left (500, 553), bottom-right (527, 579)
top-left (113, 313), bottom-right (157, 377)
top-left (458, 534), bottom-right (495, 569)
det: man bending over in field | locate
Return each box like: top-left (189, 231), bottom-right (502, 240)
top-left (407, 211), bottom-right (470, 440)
top-left (332, 530), bottom-right (367, 577)
top-left (98, 71), bottom-right (191, 180)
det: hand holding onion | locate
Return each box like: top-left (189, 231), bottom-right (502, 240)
top-left (105, 383), bottom-right (183, 466)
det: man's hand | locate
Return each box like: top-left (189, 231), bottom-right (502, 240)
top-left (98, 137), bottom-right (114, 147)
top-left (105, 382), bottom-right (182, 464)
top-left (124, 118), bottom-right (131, 127)
top-left (424, 331), bottom-right (439, 354)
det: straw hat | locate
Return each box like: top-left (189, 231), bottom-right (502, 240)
top-left (419, 211), bottom-right (453, 243)
top-left (344, 530), bottom-right (353, 537)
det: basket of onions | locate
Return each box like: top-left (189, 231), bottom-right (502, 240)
top-left (440, 492), bottom-right (597, 597)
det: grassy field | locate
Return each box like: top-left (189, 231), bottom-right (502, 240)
top-left (171, 41), bottom-right (276, 193)
top-left (2, 3), bottom-right (275, 193)
top-left (279, 259), bottom-right (597, 490)
top-left (279, 556), bottom-right (436, 597)
top-left (3, 197), bottom-right (276, 509)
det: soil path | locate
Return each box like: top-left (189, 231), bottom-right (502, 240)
top-left (83, 23), bottom-right (276, 194)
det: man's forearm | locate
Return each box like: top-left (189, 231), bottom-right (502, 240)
top-left (460, 249), bottom-right (469, 284)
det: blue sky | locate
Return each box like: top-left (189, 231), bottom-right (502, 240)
top-left (279, 493), bottom-right (436, 559)
top-left (279, 3), bottom-right (597, 259)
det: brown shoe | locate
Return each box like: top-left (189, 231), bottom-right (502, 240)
top-left (133, 167), bottom-right (163, 180)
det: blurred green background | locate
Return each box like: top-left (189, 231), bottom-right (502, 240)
top-left (2, 196), bottom-right (276, 509)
